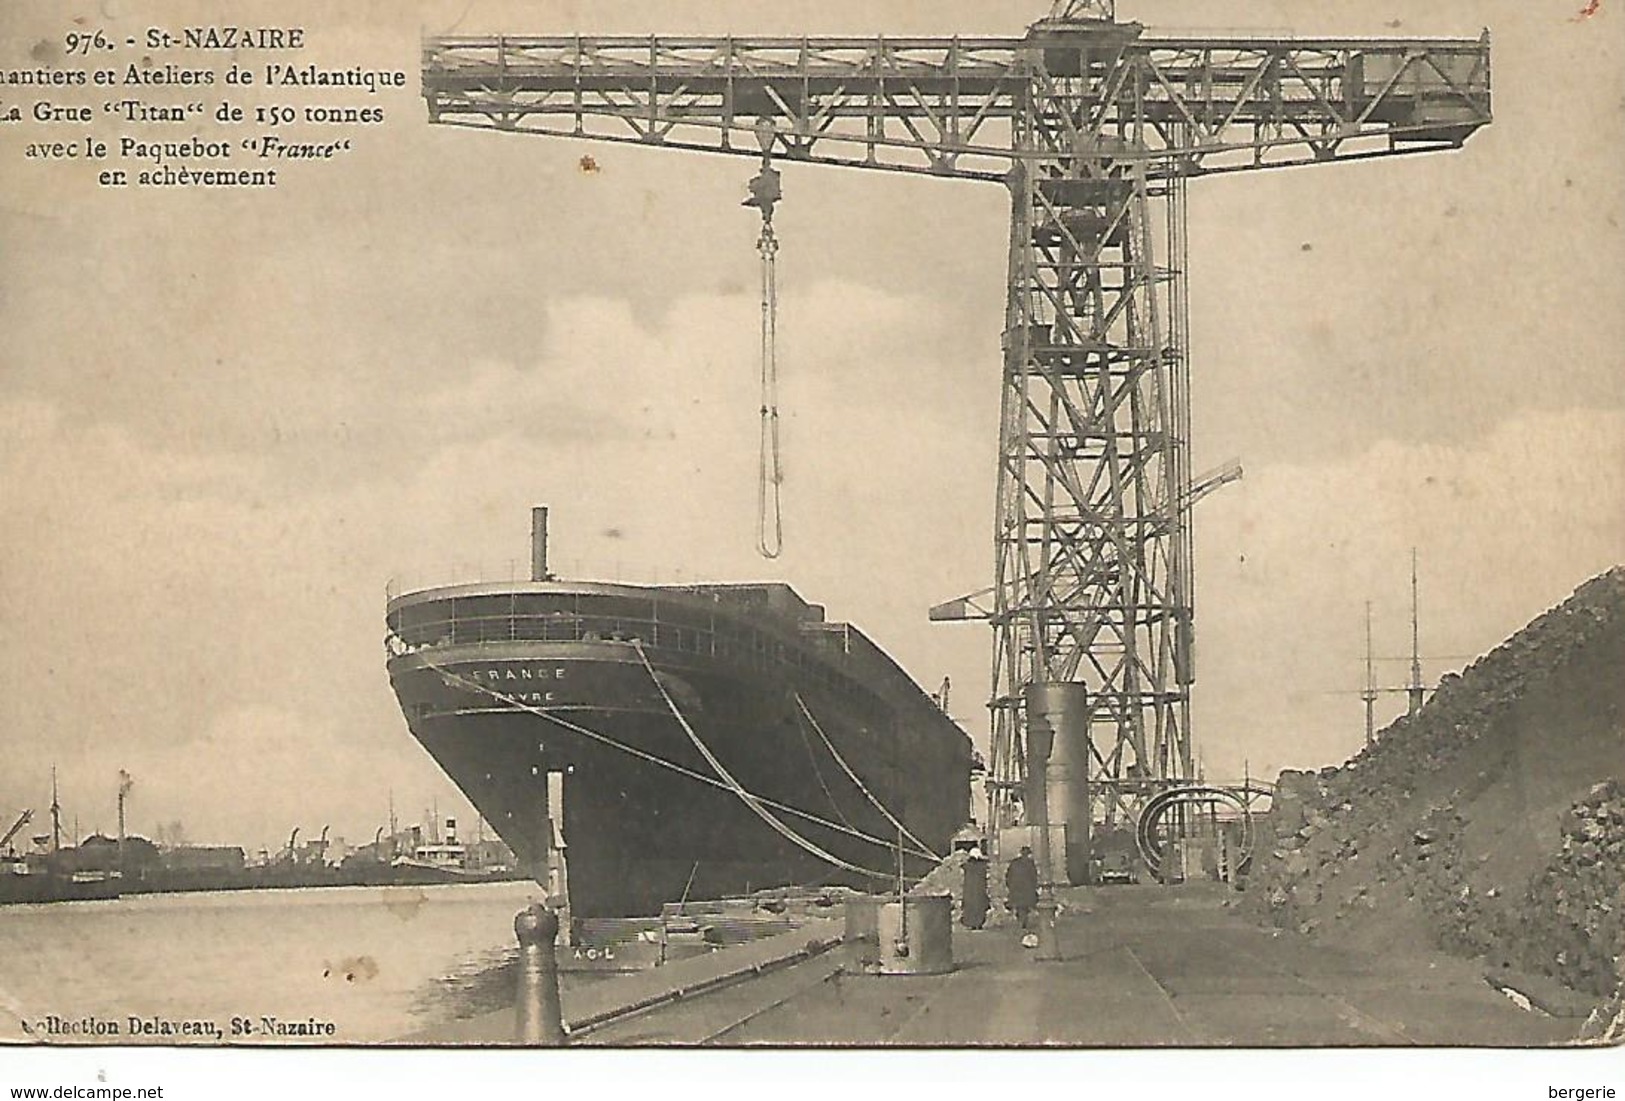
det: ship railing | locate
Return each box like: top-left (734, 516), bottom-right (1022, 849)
top-left (390, 613), bottom-right (706, 651)
top-left (384, 562), bottom-right (709, 600)
top-left (387, 611), bottom-right (860, 699)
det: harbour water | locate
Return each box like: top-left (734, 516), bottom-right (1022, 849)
top-left (0, 881), bottom-right (595, 1045)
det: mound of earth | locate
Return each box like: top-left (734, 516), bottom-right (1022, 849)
top-left (1237, 567), bottom-right (1625, 1027)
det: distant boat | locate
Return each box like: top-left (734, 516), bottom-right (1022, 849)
top-left (0, 855), bottom-right (121, 905)
top-left (385, 839), bottom-right (522, 885)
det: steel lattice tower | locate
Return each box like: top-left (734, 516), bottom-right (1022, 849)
top-left (421, 8), bottom-right (1490, 876)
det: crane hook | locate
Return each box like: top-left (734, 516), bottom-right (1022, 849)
top-left (743, 158), bottom-right (782, 225)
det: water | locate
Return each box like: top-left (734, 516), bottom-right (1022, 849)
top-left (0, 882), bottom-right (599, 1044)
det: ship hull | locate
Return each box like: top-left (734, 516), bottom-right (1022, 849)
top-left (386, 579), bottom-right (972, 919)
top-left (0, 873), bottom-right (121, 905)
top-left (390, 640), bottom-right (965, 917)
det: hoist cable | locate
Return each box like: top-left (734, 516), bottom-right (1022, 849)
top-left (757, 220), bottom-right (784, 559)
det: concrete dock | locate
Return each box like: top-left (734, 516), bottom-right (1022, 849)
top-left (408, 884), bottom-right (1585, 1047)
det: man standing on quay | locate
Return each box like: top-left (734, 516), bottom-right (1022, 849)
top-left (1005, 845), bottom-right (1039, 930)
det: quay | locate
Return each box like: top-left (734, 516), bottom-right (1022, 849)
top-left (405, 884), bottom-right (1581, 1047)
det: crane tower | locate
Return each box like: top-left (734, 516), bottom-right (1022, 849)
top-left (421, 5), bottom-right (1490, 881)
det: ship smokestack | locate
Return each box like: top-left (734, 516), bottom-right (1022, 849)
top-left (531, 506), bottom-right (550, 582)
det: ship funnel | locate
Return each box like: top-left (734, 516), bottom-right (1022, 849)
top-left (531, 506), bottom-right (550, 582)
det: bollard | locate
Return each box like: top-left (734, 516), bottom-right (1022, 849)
top-left (514, 903), bottom-right (566, 1046)
top-left (844, 894), bottom-right (885, 946)
top-left (961, 856), bottom-right (990, 930)
top-left (876, 895), bottom-right (955, 975)
top-left (1033, 896), bottom-right (1061, 961)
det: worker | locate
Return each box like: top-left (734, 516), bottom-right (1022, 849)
top-left (961, 845), bottom-right (989, 930)
top-left (1005, 845), bottom-right (1039, 930)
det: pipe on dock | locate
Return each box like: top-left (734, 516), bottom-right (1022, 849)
top-left (1024, 682), bottom-right (1091, 886)
top-left (514, 903), bottom-right (566, 1046)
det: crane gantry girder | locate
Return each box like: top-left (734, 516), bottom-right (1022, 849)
top-left (422, 13), bottom-right (1490, 884)
top-left (1050, 0), bottom-right (1117, 22)
top-left (422, 25), bottom-right (1490, 180)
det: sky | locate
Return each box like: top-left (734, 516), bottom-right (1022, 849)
top-left (0, 0), bottom-right (1620, 853)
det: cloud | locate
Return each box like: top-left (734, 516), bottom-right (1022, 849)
top-left (1191, 406), bottom-right (1625, 779)
top-left (0, 276), bottom-right (993, 845)
top-left (4, 297), bottom-right (1618, 846)
top-left (1, 0), bottom-right (1620, 854)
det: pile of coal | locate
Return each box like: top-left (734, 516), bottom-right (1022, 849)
top-left (1512, 781), bottom-right (1625, 996)
top-left (1237, 567), bottom-right (1625, 1014)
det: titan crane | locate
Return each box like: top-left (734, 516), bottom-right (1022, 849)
top-left (421, 1), bottom-right (1491, 885)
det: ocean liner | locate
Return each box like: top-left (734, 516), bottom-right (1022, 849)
top-left (385, 517), bottom-right (973, 919)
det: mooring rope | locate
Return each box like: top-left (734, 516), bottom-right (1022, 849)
top-left (420, 656), bottom-right (933, 862)
top-left (632, 643), bottom-right (898, 881)
top-left (793, 693), bottom-right (942, 862)
top-left (794, 701), bottom-right (859, 833)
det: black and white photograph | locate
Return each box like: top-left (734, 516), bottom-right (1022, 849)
top-left (1, 0), bottom-right (1621, 1093)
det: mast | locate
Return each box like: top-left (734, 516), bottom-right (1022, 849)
top-left (1363, 601), bottom-right (1376, 746)
top-left (1408, 549), bottom-right (1425, 717)
top-left (117, 769), bottom-right (133, 875)
top-left (50, 766), bottom-right (62, 853)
